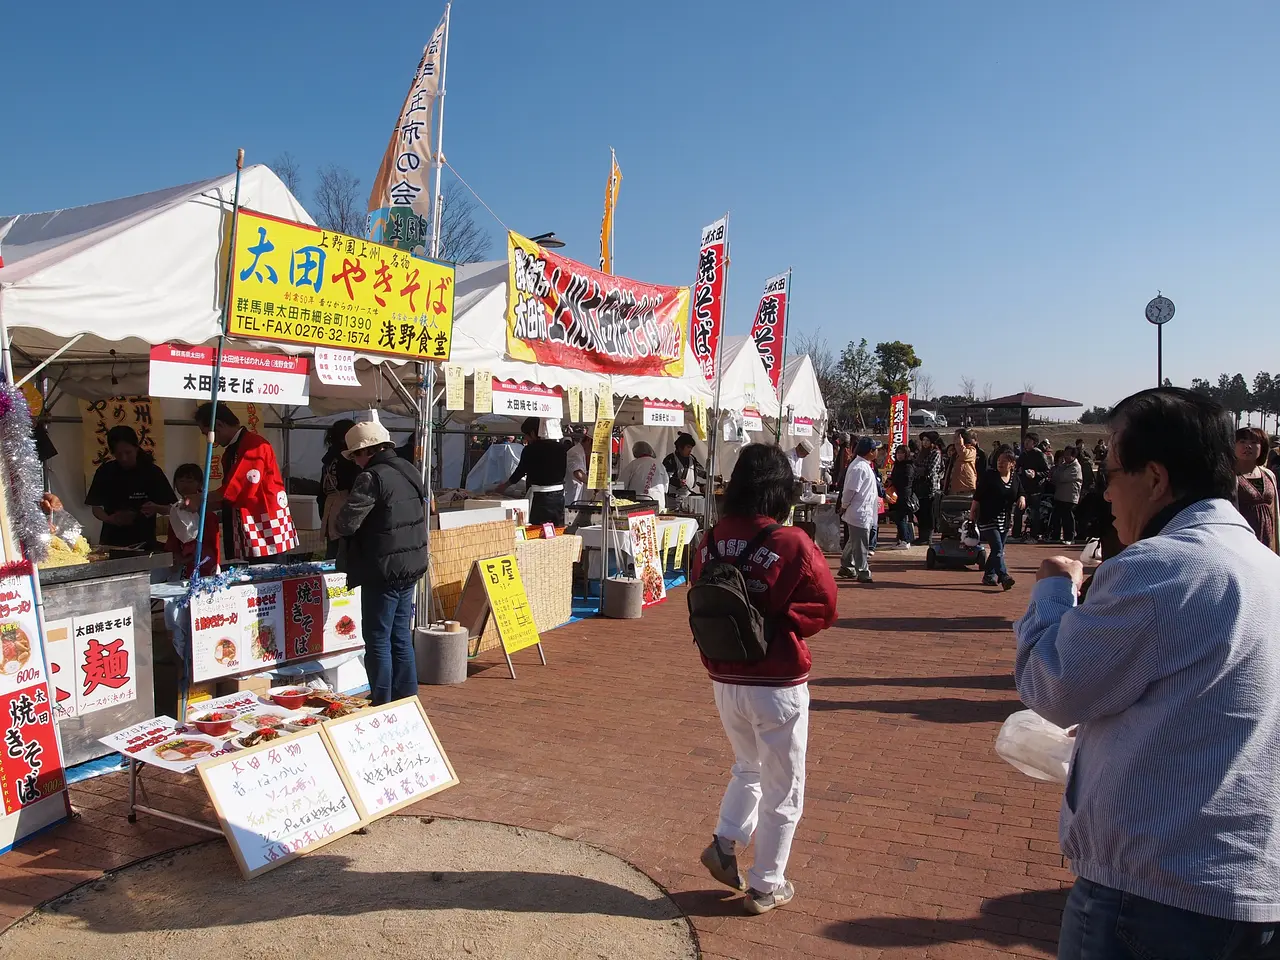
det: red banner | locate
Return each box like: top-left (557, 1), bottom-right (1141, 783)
top-left (282, 576), bottom-right (324, 661)
top-left (0, 686), bottom-right (65, 814)
top-left (750, 272), bottom-right (789, 391)
top-left (886, 393), bottom-right (910, 471)
top-left (507, 232), bottom-right (689, 377)
top-left (691, 218), bottom-right (727, 381)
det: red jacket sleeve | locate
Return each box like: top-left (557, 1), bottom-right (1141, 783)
top-left (786, 537), bottom-right (838, 637)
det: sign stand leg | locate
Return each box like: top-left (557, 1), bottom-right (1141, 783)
top-left (128, 758), bottom-right (138, 823)
top-left (503, 646), bottom-right (517, 680)
top-left (535, 642), bottom-right (547, 666)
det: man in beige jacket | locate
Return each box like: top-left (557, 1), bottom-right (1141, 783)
top-left (946, 429), bottom-right (979, 496)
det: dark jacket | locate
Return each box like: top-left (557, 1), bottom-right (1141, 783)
top-left (1018, 447), bottom-right (1051, 496)
top-left (335, 449), bottom-right (429, 589)
top-left (889, 459), bottom-right (915, 515)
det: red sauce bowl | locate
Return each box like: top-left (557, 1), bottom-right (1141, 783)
top-left (269, 687), bottom-right (309, 710)
top-left (191, 716), bottom-right (234, 737)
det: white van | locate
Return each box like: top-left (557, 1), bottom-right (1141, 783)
top-left (908, 409), bottom-right (947, 428)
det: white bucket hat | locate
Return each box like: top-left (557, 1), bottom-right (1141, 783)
top-left (343, 421), bottom-right (392, 458)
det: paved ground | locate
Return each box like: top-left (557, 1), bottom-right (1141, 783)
top-left (0, 542), bottom-right (1073, 959)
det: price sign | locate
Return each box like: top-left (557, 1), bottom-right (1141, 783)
top-left (148, 344), bottom-right (310, 405)
top-left (313, 348), bottom-right (362, 388)
top-left (642, 399), bottom-right (684, 427)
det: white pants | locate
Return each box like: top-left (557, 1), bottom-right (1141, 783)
top-left (712, 681), bottom-right (809, 893)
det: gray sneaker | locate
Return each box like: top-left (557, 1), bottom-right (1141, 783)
top-left (700, 837), bottom-right (745, 892)
top-left (744, 881), bottom-right (795, 915)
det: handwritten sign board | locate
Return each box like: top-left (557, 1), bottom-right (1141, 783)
top-left (453, 557), bottom-right (546, 679)
top-left (198, 726), bottom-right (363, 879)
top-left (323, 697), bottom-right (458, 820)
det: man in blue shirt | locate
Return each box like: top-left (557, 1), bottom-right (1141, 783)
top-left (1015, 387), bottom-right (1280, 959)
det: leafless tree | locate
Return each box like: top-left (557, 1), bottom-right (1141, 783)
top-left (272, 152), bottom-right (303, 198)
top-left (430, 181), bottom-right (495, 263)
top-left (313, 165), bottom-right (365, 235)
top-left (788, 330), bottom-right (843, 414)
top-left (982, 382), bottom-right (993, 402)
top-left (1023, 380), bottom-right (1036, 393)
top-left (912, 371), bottom-right (935, 403)
top-left (959, 376), bottom-right (976, 401)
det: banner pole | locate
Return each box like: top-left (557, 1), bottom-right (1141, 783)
top-left (416, 1), bottom-right (450, 628)
top-left (192, 148), bottom-right (245, 580)
top-left (774, 266), bottom-right (793, 444)
top-left (428, 1), bottom-right (451, 261)
top-left (705, 212), bottom-right (730, 529)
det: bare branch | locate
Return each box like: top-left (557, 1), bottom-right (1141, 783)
top-left (272, 152), bottom-right (303, 198)
top-left (313, 165), bottom-right (364, 235)
top-left (431, 181), bottom-right (496, 263)
top-left (959, 376), bottom-right (976, 401)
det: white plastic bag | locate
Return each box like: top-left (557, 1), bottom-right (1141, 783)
top-left (995, 709), bottom-right (1074, 783)
top-left (1080, 539), bottom-right (1103, 566)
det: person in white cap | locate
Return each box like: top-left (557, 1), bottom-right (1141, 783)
top-left (334, 420), bottom-right (428, 705)
top-left (788, 440), bottom-right (813, 480)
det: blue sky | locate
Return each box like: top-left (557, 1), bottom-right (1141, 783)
top-left (4, 0), bottom-right (1279, 409)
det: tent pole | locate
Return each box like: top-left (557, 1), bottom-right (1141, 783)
top-left (192, 148), bottom-right (245, 581)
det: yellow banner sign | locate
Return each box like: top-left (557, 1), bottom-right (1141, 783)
top-left (588, 417), bottom-right (614, 490)
top-left (228, 209), bottom-right (456, 361)
top-left (477, 555), bottom-right (540, 655)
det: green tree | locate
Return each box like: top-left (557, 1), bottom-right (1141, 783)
top-left (1218, 373), bottom-right (1251, 426)
top-left (1079, 405), bottom-right (1109, 424)
top-left (874, 341), bottom-right (922, 397)
top-left (1253, 372), bottom-right (1275, 431)
top-left (837, 338), bottom-right (878, 429)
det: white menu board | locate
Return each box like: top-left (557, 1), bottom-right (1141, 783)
top-left (190, 584), bottom-right (253, 682)
top-left (99, 716), bottom-right (236, 774)
top-left (323, 697), bottom-right (459, 819)
top-left (72, 606), bottom-right (137, 715)
top-left (199, 727), bottom-right (363, 879)
top-left (322, 574), bottom-right (362, 650)
top-left (243, 581), bottom-right (285, 671)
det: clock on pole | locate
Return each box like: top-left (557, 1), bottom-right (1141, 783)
top-left (1145, 293), bottom-right (1174, 385)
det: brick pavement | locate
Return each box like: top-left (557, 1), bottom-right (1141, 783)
top-left (0, 543), bottom-right (1072, 958)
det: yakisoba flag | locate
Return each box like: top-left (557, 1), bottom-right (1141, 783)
top-left (506, 232), bottom-right (689, 377)
top-left (750, 272), bottom-right (790, 391)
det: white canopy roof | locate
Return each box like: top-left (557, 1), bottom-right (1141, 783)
top-left (716, 336), bottom-right (783, 420)
top-left (778, 353), bottom-right (827, 422)
top-left (0, 166), bottom-right (316, 358)
top-left (0, 167), bottom-right (432, 412)
top-left (448, 260), bottom-right (714, 408)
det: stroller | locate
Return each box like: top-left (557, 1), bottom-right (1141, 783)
top-left (925, 495), bottom-right (989, 570)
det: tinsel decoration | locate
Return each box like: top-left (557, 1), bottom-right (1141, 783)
top-left (185, 558), bottom-right (336, 602)
top-left (0, 383), bottom-right (51, 563)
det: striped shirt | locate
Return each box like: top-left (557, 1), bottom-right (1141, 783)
top-left (1014, 498), bottom-right (1280, 921)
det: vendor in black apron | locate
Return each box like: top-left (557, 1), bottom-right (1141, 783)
top-left (84, 426), bottom-right (177, 549)
top-left (496, 417), bottom-right (567, 526)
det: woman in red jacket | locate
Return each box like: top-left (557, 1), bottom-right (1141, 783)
top-left (692, 443), bottom-right (838, 915)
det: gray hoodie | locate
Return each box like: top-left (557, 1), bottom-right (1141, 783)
top-left (1053, 459), bottom-right (1083, 504)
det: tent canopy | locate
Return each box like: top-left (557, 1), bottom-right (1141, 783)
top-left (716, 336), bottom-right (782, 420)
top-left (984, 392), bottom-right (1081, 410)
top-left (0, 166), bottom-right (314, 358)
top-left (778, 353), bottom-right (827, 422)
top-left (0, 167), bottom-right (426, 412)
top-left (448, 260), bottom-right (714, 408)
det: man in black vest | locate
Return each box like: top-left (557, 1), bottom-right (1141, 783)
top-left (335, 421), bottom-right (429, 705)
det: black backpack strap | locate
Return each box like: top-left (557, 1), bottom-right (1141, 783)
top-left (731, 523), bottom-right (782, 569)
top-left (705, 526), bottom-right (721, 560)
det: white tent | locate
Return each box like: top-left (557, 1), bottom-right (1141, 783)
top-left (620, 335), bottom-right (784, 483)
top-left (0, 166), bottom-right (417, 413)
top-left (772, 353), bottom-right (829, 481)
top-left (0, 169), bottom-right (428, 533)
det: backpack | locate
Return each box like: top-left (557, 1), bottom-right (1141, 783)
top-left (687, 523), bottom-right (781, 663)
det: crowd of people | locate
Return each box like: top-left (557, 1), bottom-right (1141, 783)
top-left (692, 388), bottom-right (1280, 945)
top-left (826, 423), bottom-right (1280, 590)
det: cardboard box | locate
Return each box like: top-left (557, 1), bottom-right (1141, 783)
top-left (215, 675), bottom-right (272, 698)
